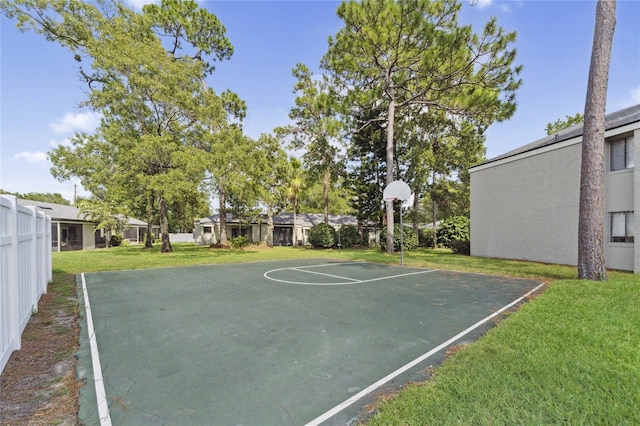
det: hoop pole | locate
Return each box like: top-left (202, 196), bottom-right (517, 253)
top-left (400, 205), bottom-right (404, 267)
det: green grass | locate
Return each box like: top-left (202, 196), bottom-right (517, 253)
top-left (53, 243), bottom-right (577, 280)
top-left (53, 243), bottom-right (639, 424)
top-left (367, 273), bottom-right (640, 425)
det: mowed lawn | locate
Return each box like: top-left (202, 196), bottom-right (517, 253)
top-left (54, 244), bottom-right (640, 424)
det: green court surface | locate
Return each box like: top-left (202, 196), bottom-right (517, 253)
top-left (76, 259), bottom-right (543, 425)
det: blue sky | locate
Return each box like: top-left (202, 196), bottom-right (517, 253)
top-left (1, 0), bottom-right (639, 203)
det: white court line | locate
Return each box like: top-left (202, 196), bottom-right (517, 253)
top-left (304, 281), bottom-right (547, 426)
top-left (264, 265), bottom-right (438, 286)
top-left (291, 267), bottom-right (361, 282)
top-left (81, 273), bottom-right (112, 426)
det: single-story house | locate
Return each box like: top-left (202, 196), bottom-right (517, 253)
top-left (469, 104), bottom-right (639, 273)
top-left (194, 213), bottom-right (380, 247)
top-left (18, 199), bottom-right (158, 251)
top-left (120, 216), bottom-right (160, 245)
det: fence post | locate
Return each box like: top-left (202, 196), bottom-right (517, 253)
top-left (27, 206), bottom-right (39, 312)
top-left (7, 196), bottom-right (21, 352)
top-left (46, 215), bottom-right (52, 282)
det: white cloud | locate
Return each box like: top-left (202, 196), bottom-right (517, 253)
top-left (12, 151), bottom-right (48, 163)
top-left (125, 0), bottom-right (157, 10)
top-left (50, 111), bottom-right (101, 134)
top-left (48, 138), bottom-right (72, 148)
top-left (630, 86), bottom-right (640, 105)
top-left (472, 0), bottom-right (493, 9)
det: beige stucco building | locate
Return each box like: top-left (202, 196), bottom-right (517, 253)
top-left (470, 104), bottom-right (639, 273)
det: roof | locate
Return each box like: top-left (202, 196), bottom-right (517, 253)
top-left (18, 199), bottom-right (151, 227)
top-left (199, 213), bottom-right (359, 227)
top-left (18, 199), bottom-right (90, 222)
top-left (476, 104), bottom-right (640, 167)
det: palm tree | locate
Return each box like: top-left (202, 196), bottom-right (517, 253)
top-left (285, 157), bottom-right (304, 248)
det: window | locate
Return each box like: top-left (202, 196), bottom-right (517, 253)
top-left (610, 136), bottom-right (634, 171)
top-left (611, 212), bottom-right (634, 243)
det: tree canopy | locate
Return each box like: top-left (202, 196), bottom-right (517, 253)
top-left (322, 0), bottom-right (522, 252)
top-left (546, 113), bottom-right (585, 135)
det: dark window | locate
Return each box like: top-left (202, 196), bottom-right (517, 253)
top-left (60, 224), bottom-right (83, 250)
top-left (611, 212), bottom-right (634, 243)
top-left (610, 137), bottom-right (634, 171)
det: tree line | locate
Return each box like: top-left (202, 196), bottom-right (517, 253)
top-left (2, 0), bottom-right (522, 253)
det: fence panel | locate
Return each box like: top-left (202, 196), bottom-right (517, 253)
top-left (0, 195), bottom-right (52, 375)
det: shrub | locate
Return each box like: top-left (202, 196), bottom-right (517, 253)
top-left (418, 228), bottom-right (435, 247)
top-left (109, 235), bottom-right (122, 247)
top-left (337, 225), bottom-right (360, 248)
top-left (379, 224), bottom-right (419, 252)
top-left (229, 235), bottom-right (250, 249)
top-left (437, 216), bottom-right (470, 248)
top-left (450, 240), bottom-right (471, 255)
top-left (308, 223), bottom-right (336, 248)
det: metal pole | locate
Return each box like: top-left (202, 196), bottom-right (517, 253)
top-left (399, 202), bottom-right (404, 267)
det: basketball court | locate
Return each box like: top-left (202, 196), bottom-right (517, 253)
top-left (76, 259), bottom-right (543, 425)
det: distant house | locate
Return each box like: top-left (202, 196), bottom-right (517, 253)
top-left (120, 216), bottom-right (160, 245)
top-left (18, 199), bottom-right (157, 251)
top-left (469, 104), bottom-right (639, 273)
top-left (194, 213), bottom-right (379, 247)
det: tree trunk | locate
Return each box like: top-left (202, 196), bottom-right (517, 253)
top-left (218, 186), bottom-right (228, 245)
top-left (158, 195), bottom-right (172, 253)
top-left (412, 188), bottom-right (420, 233)
top-left (266, 205), bottom-right (274, 247)
top-left (293, 201), bottom-right (298, 248)
top-left (578, 0), bottom-right (616, 281)
top-left (432, 169), bottom-right (438, 249)
top-left (144, 192), bottom-right (153, 248)
top-left (323, 168), bottom-right (330, 225)
top-left (385, 94), bottom-right (396, 254)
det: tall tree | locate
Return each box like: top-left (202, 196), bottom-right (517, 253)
top-left (4, 0), bottom-right (239, 253)
top-left (253, 133), bottom-right (290, 247)
top-left (283, 64), bottom-right (344, 224)
top-left (347, 105), bottom-right (387, 226)
top-left (323, 0), bottom-right (522, 253)
top-left (285, 157), bottom-right (304, 248)
top-left (578, 0), bottom-right (616, 281)
top-left (204, 127), bottom-right (255, 246)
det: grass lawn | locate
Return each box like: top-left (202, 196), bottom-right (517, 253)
top-left (51, 243), bottom-right (639, 424)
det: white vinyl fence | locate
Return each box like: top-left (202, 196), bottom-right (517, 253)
top-left (169, 232), bottom-right (195, 243)
top-left (1, 195), bottom-right (52, 375)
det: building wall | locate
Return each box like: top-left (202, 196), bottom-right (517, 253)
top-left (82, 223), bottom-right (96, 250)
top-left (605, 169), bottom-right (633, 270)
top-left (471, 139), bottom-right (582, 267)
top-left (635, 129), bottom-right (640, 273)
top-left (471, 125), bottom-right (638, 272)
top-left (605, 128), bottom-right (639, 272)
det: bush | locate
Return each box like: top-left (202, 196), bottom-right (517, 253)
top-left (337, 225), bottom-right (360, 248)
top-left (418, 228), bottom-right (435, 247)
top-left (308, 223), bottom-right (336, 248)
top-left (437, 216), bottom-right (470, 248)
top-left (109, 235), bottom-right (122, 247)
top-left (229, 235), bottom-right (250, 249)
top-left (379, 224), bottom-right (419, 252)
top-left (450, 240), bottom-right (471, 255)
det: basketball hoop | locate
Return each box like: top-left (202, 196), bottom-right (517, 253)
top-left (383, 180), bottom-right (411, 201)
top-left (382, 180), bottom-right (412, 267)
